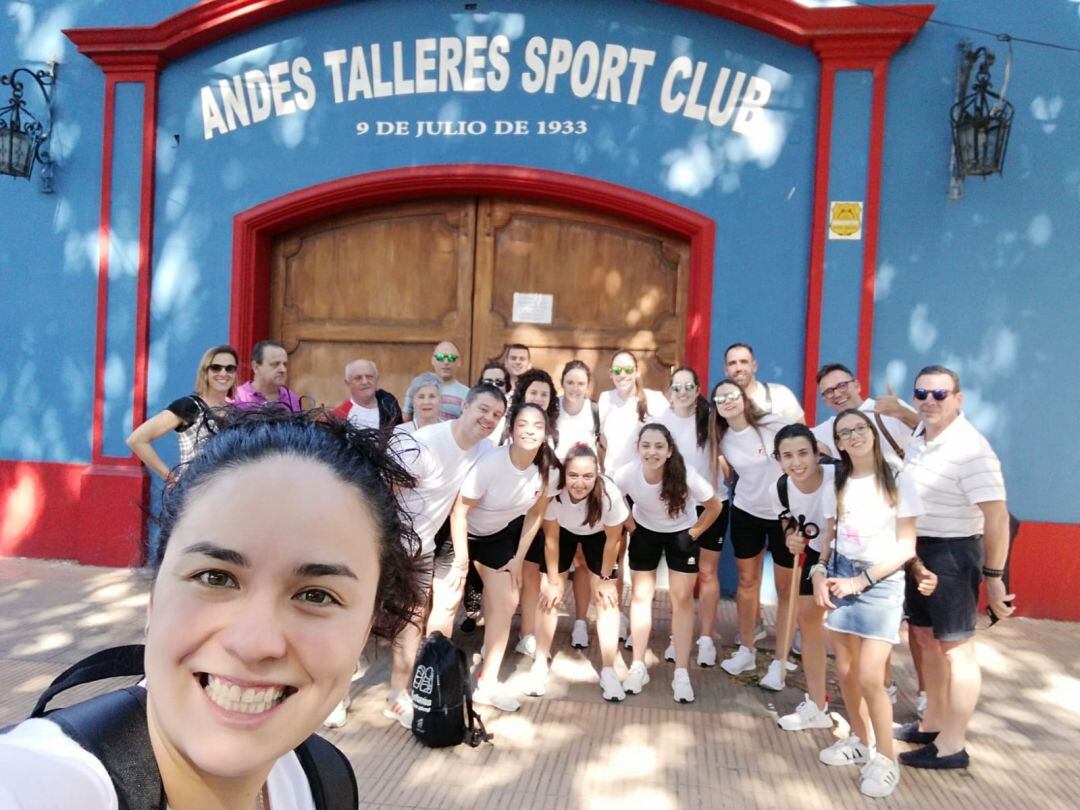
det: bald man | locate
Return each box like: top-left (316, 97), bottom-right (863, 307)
top-left (330, 358), bottom-right (402, 428)
top-left (429, 340), bottom-right (470, 421)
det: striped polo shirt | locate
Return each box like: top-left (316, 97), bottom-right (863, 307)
top-left (903, 413), bottom-right (1006, 538)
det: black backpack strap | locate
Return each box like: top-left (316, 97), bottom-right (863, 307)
top-left (295, 734), bottom-right (358, 810)
top-left (457, 647), bottom-right (491, 747)
top-left (775, 474), bottom-right (790, 513)
top-left (591, 400), bottom-right (601, 441)
top-left (33, 645), bottom-right (146, 718)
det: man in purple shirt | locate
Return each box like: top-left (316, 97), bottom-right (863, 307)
top-left (233, 340), bottom-right (303, 411)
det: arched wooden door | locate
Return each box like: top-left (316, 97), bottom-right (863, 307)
top-left (270, 197), bottom-right (691, 406)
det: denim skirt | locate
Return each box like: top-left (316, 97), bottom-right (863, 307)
top-left (825, 553), bottom-right (905, 644)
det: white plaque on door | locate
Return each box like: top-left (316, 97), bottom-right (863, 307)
top-left (512, 292), bottom-right (554, 324)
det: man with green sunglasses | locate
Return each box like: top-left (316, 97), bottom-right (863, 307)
top-left (429, 340), bottom-right (470, 421)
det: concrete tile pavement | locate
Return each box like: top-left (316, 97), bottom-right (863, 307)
top-left (1, 557), bottom-right (1078, 809)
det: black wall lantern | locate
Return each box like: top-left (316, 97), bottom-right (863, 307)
top-left (0, 63), bottom-right (56, 192)
top-left (949, 41), bottom-right (1013, 196)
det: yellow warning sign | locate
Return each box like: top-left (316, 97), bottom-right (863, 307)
top-left (828, 201), bottom-right (863, 240)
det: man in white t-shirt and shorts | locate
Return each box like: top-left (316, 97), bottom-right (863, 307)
top-left (896, 365), bottom-right (1013, 770)
top-left (724, 342), bottom-right (805, 423)
top-left (813, 363), bottom-right (918, 465)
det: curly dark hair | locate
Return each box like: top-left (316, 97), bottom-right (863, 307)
top-left (510, 368), bottom-right (560, 436)
top-left (505, 400), bottom-right (560, 491)
top-left (151, 407), bottom-right (424, 639)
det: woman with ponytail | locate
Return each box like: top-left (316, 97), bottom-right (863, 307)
top-left (613, 423), bottom-right (722, 704)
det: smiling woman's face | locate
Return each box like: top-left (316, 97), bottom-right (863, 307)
top-left (144, 455), bottom-right (381, 779)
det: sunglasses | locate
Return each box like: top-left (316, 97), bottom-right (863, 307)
top-left (914, 388), bottom-right (954, 401)
top-left (482, 377), bottom-right (506, 388)
top-left (208, 363), bottom-right (237, 373)
top-left (611, 366), bottom-right (635, 375)
top-left (713, 391), bottom-right (742, 404)
top-left (821, 379), bottom-right (854, 399)
top-left (434, 353), bottom-right (459, 362)
top-left (836, 423), bottom-right (871, 441)
top-left (669, 382), bottom-right (697, 393)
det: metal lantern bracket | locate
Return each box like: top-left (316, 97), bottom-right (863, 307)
top-left (948, 38), bottom-right (1014, 200)
top-left (0, 62), bottom-right (57, 192)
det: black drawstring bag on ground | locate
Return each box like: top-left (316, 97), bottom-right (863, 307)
top-left (410, 631), bottom-right (491, 748)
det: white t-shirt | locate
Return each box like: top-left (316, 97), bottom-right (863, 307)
top-left (395, 421), bottom-right (492, 554)
top-left (438, 380), bottom-right (470, 422)
top-left (343, 399), bottom-right (380, 430)
top-left (903, 414), bottom-right (1006, 537)
top-left (0, 717), bottom-right (315, 810)
top-left (749, 380), bottom-right (804, 423)
top-left (598, 388), bottom-right (669, 474)
top-left (545, 476), bottom-right (630, 535)
top-left (659, 409), bottom-right (715, 486)
top-left (768, 465), bottom-right (837, 553)
top-left (721, 417), bottom-right (786, 519)
top-left (613, 460), bottom-right (715, 533)
top-left (460, 445), bottom-right (560, 536)
top-left (394, 419), bottom-right (423, 436)
top-left (813, 398), bottom-right (915, 468)
top-left (835, 472), bottom-right (922, 563)
top-left (554, 397), bottom-right (598, 459)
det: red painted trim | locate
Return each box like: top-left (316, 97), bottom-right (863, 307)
top-left (856, 60), bottom-right (889, 390)
top-left (64, 0), bottom-right (933, 69)
top-left (91, 77), bottom-right (117, 464)
top-left (1007, 522), bottom-right (1080, 622)
top-left (801, 63), bottom-right (837, 427)
top-left (131, 74), bottom-right (160, 433)
top-left (230, 165), bottom-right (715, 375)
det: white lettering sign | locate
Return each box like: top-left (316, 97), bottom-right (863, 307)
top-left (512, 293), bottom-right (554, 324)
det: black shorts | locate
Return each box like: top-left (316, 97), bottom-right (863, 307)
top-left (468, 515), bottom-right (525, 571)
top-left (524, 528), bottom-right (546, 565)
top-left (905, 535), bottom-right (983, 642)
top-left (696, 503), bottom-right (727, 552)
top-left (535, 527), bottom-right (607, 576)
top-left (730, 505), bottom-right (794, 567)
top-left (628, 524), bottom-right (700, 574)
top-left (798, 547), bottom-right (822, 597)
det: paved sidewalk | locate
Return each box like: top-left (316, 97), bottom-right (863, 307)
top-left (2, 557), bottom-right (1078, 809)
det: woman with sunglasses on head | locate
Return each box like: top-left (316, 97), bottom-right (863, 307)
top-left (614, 423), bottom-right (722, 703)
top-left (450, 401), bottom-right (561, 711)
top-left (816, 408), bottom-right (924, 799)
top-left (658, 367), bottom-right (727, 668)
top-left (1, 408), bottom-right (423, 809)
top-left (126, 345), bottom-right (238, 480)
top-left (396, 372), bottom-right (443, 435)
top-left (526, 443), bottom-right (630, 701)
top-left (709, 378), bottom-right (793, 683)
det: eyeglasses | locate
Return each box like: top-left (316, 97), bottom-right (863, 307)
top-left (713, 391), bottom-right (742, 404)
top-left (821, 379), bottom-right (854, 399)
top-left (611, 366), bottom-right (635, 375)
top-left (836, 423), bottom-right (871, 441)
top-left (914, 388), bottom-right (954, 401)
top-left (208, 364), bottom-right (237, 373)
top-left (482, 377), bottom-right (506, 388)
top-left (434, 353), bottom-right (459, 362)
top-left (669, 382), bottom-right (697, 393)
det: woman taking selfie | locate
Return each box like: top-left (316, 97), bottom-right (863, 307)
top-left (0, 409), bottom-right (422, 809)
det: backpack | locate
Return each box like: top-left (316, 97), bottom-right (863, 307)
top-left (410, 631), bottom-right (491, 748)
top-left (6, 645), bottom-right (357, 810)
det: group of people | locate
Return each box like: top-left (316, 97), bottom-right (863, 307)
top-left (117, 337), bottom-right (1012, 801)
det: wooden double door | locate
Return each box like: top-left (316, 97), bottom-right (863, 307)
top-left (270, 197), bottom-right (691, 407)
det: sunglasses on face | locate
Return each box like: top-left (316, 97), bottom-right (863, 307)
top-left (482, 377), bottom-right (506, 388)
top-left (821, 379), bottom-right (854, 399)
top-left (611, 366), bottom-right (635, 375)
top-left (837, 423), bottom-right (871, 441)
top-left (713, 391), bottom-right (742, 404)
top-left (914, 388), bottom-right (953, 401)
top-left (208, 364), bottom-right (237, 374)
top-left (434, 353), bottom-right (459, 363)
top-left (669, 383), bottom-right (697, 393)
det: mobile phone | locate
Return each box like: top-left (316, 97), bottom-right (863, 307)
top-left (987, 599), bottom-right (1014, 626)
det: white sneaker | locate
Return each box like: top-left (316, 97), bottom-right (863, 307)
top-left (697, 636), bottom-right (717, 668)
top-left (886, 682), bottom-right (898, 704)
top-left (571, 619), bottom-right (589, 649)
top-left (735, 622), bottom-right (766, 647)
top-left (916, 690), bottom-right (927, 720)
top-left (778, 694), bottom-right (833, 731)
top-left (523, 662), bottom-right (549, 697)
top-left (514, 634), bottom-right (537, 658)
top-left (720, 645), bottom-right (757, 676)
top-left (323, 696), bottom-right (350, 729)
top-left (860, 753), bottom-right (901, 798)
top-left (622, 661), bottom-right (650, 694)
top-left (819, 735), bottom-right (871, 767)
top-left (600, 667), bottom-right (626, 702)
top-left (791, 630), bottom-right (802, 656)
top-left (473, 681), bottom-right (520, 712)
top-left (619, 613), bottom-right (630, 642)
top-left (760, 659), bottom-right (785, 691)
top-left (664, 635), bottom-right (675, 662)
top-left (672, 668), bottom-right (695, 704)
top-left (381, 691), bottom-right (413, 729)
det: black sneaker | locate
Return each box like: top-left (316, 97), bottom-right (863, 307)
top-left (893, 721), bottom-right (939, 744)
top-left (899, 743), bottom-right (970, 770)
top-left (460, 617), bottom-right (477, 634)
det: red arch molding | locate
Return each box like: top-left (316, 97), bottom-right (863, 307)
top-left (230, 165), bottom-right (717, 376)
